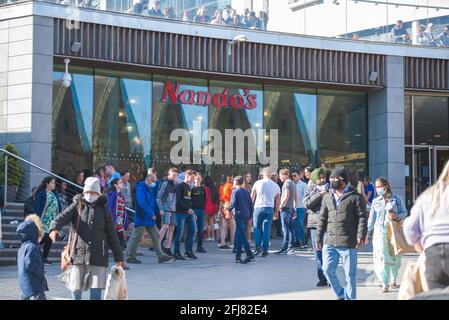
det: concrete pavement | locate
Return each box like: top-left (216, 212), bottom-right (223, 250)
top-left (0, 239), bottom-right (417, 300)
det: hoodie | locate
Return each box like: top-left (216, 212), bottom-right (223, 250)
top-left (17, 220), bottom-right (48, 299)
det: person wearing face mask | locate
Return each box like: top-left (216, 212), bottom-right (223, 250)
top-left (303, 168), bottom-right (329, 287)
top-left (316, 167), bottom-right (367, 300)
top-left (49, 177), bottom-right (125, 300)
top-left (124, 173), bottom-right (173, 265)
top-left (367, 177), bottom-right (407, 293)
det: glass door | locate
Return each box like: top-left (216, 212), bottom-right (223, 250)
top-left (414, 147), bottom-right (432, 201)
top-left (433, 147), bottom-right (449, 183)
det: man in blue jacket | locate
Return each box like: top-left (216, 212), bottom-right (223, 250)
top-left (228, 176), bottom-right (255, 264)
top-left (124, 173), bottom-right (173, 264)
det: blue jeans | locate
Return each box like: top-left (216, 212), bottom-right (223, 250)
top-left (309, 228), bottom-right (326, 282)
top-left (174, 213), bottom-right (197, 254)
top-left (193, 208), bottom-right (205, 248)
top-left (234, 215), bottom-right (252, 258)
top-left (253, 207), bottom-right (274, 252)
top-left (322, 244), bottom-right (358, 300)
top-left (280, 208), bottom-right (295, 250)
top-left (294, 208), bottom-right (306, 244)
top-left (72, 288), bottom-right (102, 300)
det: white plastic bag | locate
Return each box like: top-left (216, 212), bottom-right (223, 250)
top-left (104, 265), bottom-right (128, 300)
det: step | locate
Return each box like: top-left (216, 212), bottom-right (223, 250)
top-left (4, 203), bottom-right (25, 209)
top-left (0, 239), bottom-right (66, 249)
top-left (1, 210), bottom-right (25, 218)
top-left (1, 216), bottom-right (25, 224)
top-left (0, 256), bottom-right (61, 266)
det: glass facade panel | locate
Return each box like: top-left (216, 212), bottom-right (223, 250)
top-left (93, 70), bottom-right (152, 183)
top-left (52, 66), bottom-right (94, 179)
top-left (152, 76), bottom-right (208, 176)
top-left (264, 86), bottom-right (317, 170)
top-left (404, 95), bottom-right (412, 145)
top-left (414, 96), bottom-right (449, 146)
top-left (317, 90), bottom-right (367, 182)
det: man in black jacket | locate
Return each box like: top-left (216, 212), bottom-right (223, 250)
top-left (316, 167), bottom-right (367, 300)
top-left (173, 169), bottom-right (197, 260)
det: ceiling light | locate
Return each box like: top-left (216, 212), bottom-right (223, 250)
top-left (434, 134), bottom-right (441, 138)
top-left (129, 99), bottom-right (137, 104)
top-left (118, 111), bottom-right (125, 117)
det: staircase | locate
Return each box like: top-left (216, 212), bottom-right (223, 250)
top-left (0, 203), bottom-right (66, 266)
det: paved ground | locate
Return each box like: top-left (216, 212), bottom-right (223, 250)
top-left (0, 239), bottom-right (417, 300)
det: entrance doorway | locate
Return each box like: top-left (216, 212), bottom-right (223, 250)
top-left (405, 146), bottom-right (449, 208)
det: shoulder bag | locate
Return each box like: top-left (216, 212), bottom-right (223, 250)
top-left (60, 206), bottom-right (82, 271)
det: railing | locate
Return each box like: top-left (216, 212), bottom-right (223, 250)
top-left (0, 147), bottom-right (135, 246)
top-left (1, 0), bottom-right (448, 49)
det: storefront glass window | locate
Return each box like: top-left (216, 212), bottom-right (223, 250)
top-left (264, 86), bottom-right (317, 171)
top-left (208, 81), bottom-right (264, 181)
top-left (414, 96), bottom-right (449, 146)
top-left (404, 95), bottom-right (412, 145)
top-left (93, 70), bottom-right (152, 183)
top-left (152, 76), bottom-right (208, 177)
top-left (52, 66), bottom-right (94, 180)
top-left (317, 90), bottom-right (367, 183)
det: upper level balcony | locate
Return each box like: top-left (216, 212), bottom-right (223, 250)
top-left (1, 0), bottom-right (449, 51)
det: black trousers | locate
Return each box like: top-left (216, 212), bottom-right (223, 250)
top-left (425, 243), bottom-right (449, 290)
top-left (40, 233), bottom-right (52, 259)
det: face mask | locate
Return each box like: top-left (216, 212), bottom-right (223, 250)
top-left (331, 180), bottom-right (341, 190)
top-left (376, 187), bottom-right (385, 196)
top-left (149, 182), bottom-right (156, 188)
top-left (84, 194), bottom-right (99, 204)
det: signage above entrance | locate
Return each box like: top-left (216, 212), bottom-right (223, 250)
top-left (161, 81), bottom-right (257, 110)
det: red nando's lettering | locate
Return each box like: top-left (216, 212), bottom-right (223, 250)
top-left (160, 80), bottom-right (257, 110)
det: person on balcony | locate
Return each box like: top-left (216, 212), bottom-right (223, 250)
top-left (390, 20), bottom-right (409, 43)
top-left (193, 6), bottom-right (210, 24)
top-left (210, 9), bottom-right (226, 26)
top-left (437, 25), bottom-right (449, 47)
top-left (148, 0), bottom-right (163, 17)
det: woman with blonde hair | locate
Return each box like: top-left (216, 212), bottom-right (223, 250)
top-left (367, 177), bottom-right (407, 292)
top-left (404, 161), bottom-right (449, 290)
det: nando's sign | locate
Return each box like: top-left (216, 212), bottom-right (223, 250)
top-left (161, 81), bottom-right (257, 110)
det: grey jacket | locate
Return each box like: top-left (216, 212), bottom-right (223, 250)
top-left (50, 194), bottom-right (123, 267)
top-left (156, 179), bottom-right (177, 212)
top-left (316, 187), bottom-right (367, 249)
top-left (303, 181), bottom-right (324, 229)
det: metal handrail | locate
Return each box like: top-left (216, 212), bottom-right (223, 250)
top-left (0, 148), bottom-right (135, 213)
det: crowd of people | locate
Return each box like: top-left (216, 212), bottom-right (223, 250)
top-left (390, 20), bottom-right (449, 47)
top-left (15, 160), bottom-right (449, 300)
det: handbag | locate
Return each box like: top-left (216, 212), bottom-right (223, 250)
top-left (60, 206), bottom-right (82, 271)
top-left (387, 219), bottom-right (416, 255)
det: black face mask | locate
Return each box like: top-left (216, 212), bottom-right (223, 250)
top-left (331, 180), bottom-right (341, 190)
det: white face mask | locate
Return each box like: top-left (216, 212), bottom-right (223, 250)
top-left (84, 194), bottom-right (99, 204)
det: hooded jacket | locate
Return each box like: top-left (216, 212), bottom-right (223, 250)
top-left (134, 181), bottom-right (157, 227)
top-left (17, 220), bottom-right (48, 299)
top-left (50, 194), bottom-right (123, 267)
top-left (317, 187), bottom-right (368, 248)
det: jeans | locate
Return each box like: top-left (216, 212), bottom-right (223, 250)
top-left (322, 244), bottom-right (358, 300)
top-left (280, 208), bottom-right (295, 250)
top-left (253, 207), bottom-right (274, 252)
top-left (193, 208), bottom-right (205, 249)
top-left (309, 228), bottom-right (326, 282)
top-left (424, 243), bottom-right (449, 290)
top-left (125, 225), bottom-right (164, 259)
top-left (294, 208), bottom-right (306, 244)
top-left (72, 288), bottom-right (102, 300)
top-left (234, 215), bottom-right (252, 258)
top-left (174, 213), bottom-right (197, 254)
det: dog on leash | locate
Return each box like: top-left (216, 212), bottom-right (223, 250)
top-left (104, 265), bottom-right (127, 300)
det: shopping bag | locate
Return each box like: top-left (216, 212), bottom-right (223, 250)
top-left (398, 254), bottom-right (428, 300)
top-left (104, 265), bottom-right (128, 300)
top-left (387, 220), bottom-right (416, 255)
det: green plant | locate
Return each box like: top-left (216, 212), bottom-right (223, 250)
top-left (0, 144), bottom-right (24, 186)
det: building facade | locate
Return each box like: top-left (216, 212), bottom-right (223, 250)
top-left (1, 1), bottom-right (449, 209)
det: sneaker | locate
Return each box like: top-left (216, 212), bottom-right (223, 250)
top-left (287, 248), bottom-right (296, 255)
top-left (241, 256), bottom-right (255, 264)
top-left (42, 258), bottom-right (52, 265)
top-left (235, 256), bottom-right (242, 263)
top-left (261, 251), bottom-right (269, 257)
top-left (253, 248), bottom-right (263, 256)
top-left (184, 251), bottom-right (198, 259)
top-left (316, 280), bottom-right (328, 287)
top-left (196, 247), bottom-right (207, 253)
top-left (126, 257), bottom-right (142, 264)
top-left (219, 245), bottom-right (231, 250)
top-left (158, 255), bottom-right (174, 264)
top-left (274, 249), bottom-right (288, 255)
top-left (292, 241), bottom-right (302, 248)
top-left (148, 247), bottom-right (155, 251)
top-left (162, 246), bottom-right (174, 257)
top-left (173, 252), bottom-right (186, 260)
